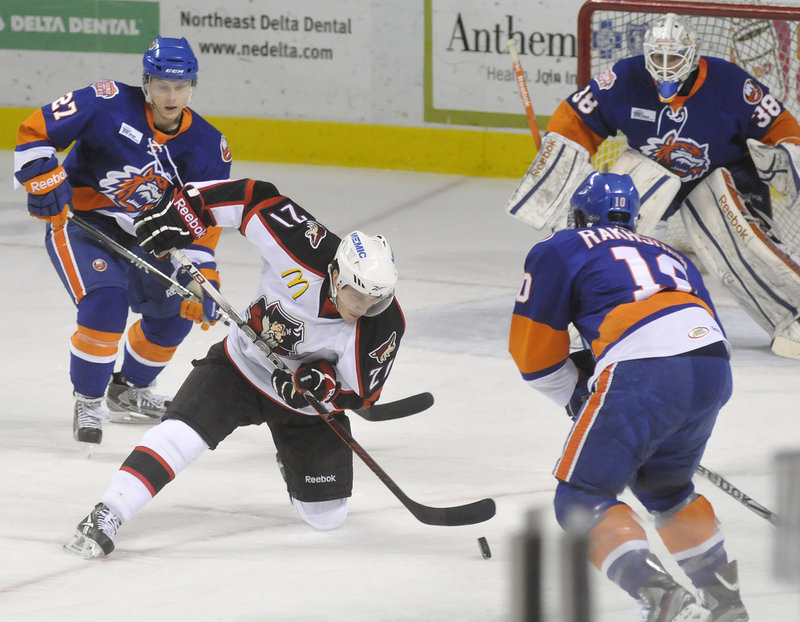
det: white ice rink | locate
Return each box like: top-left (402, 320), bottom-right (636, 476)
top-left (1, 155), bottom-right (798, 621)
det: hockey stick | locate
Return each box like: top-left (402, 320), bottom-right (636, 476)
top-left (353, 391), bottom-right (434, 421)
top-left (67, 213), bottom-right (229, 326)
top-left (507, 39), bottom-right (542, 150)
top-left (172, 249), bottom-right (495, 526)
top-left (695, 464), bottom-right (779, 526)
top-left (73, 214), bottom-right (428, 422)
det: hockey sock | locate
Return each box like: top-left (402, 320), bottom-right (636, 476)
top-left (120, 316), bottom-right (189, 386)
top-left (656, 494), bottom-right (728, 588)
top-left (103, 420), bottom-right (208, 520)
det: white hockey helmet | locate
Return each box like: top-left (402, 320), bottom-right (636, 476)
top-left (329, 231), bottom-right (398, 317)
top-left (643, 13), bottom-right (700, 102)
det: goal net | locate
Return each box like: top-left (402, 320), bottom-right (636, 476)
top-left (577, 0), bottom-right (800, 256)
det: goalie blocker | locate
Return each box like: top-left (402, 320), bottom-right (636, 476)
top-left (505, 132), bottom-right (594, 232)
top-left (681, 168), bottom-right (800, 359)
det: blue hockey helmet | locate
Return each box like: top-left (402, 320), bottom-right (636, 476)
top-left (142, 36), bottom-right (198, 84)
top-left (570, 172), bottom-right (640, 230)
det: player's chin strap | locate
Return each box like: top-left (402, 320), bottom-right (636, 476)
top-left (171, 249), bottom-right (495, 527)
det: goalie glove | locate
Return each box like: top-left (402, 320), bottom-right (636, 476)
top-left (14, 155), bottom-right (72, 229)
top-left (747, 138), bottom-right (800, 199)
top-left (134, 185), bottom-right (208, 257)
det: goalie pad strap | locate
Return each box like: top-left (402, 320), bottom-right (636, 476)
top-left (680, 168), bottom-right (800, 357)
top-left (505, 132), bottom-right (593, 232)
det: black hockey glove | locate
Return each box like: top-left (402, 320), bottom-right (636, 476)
top-left (271, 368), bottom-right (307, 409)
top-left (294, 361), bottom-right (339, 404)
top-left (134, 185), bottom-right (207, 257)
top-left (565, 349), bottom-right (595, 421)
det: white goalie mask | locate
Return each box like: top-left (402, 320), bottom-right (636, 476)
top-left (329, 231), bottom-right (398, 318)
top-left (643, 13), bottom-right (700, 102)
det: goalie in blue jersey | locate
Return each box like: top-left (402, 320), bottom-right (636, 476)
top-left (509, 172), bottom-right (748, 622)
top-left (507, 12), bottom-right (800, 361)
top-left (14, 37), bottom-right (232, 446)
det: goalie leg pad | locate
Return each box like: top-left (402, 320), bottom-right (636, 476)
top-left (680, 168), bottom-right (800, 359)
top-left (609, 149), bottom-right (681, 237)
top-left (505, 132), bottom-right (594, 232)
top-left (747, 138), bottom-right (800, 199)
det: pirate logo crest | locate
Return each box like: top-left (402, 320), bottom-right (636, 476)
top-left (246, 296), bottom-right (305, 356)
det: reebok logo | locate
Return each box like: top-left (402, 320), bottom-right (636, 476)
top-left (174, 196), bottom-right (206, 238)
top-left (718, 194), bottom-right (749, 242)
top-left (27, 166), bottom-right (67, 194)
top-left (305, 474), bottom-right (336, 484)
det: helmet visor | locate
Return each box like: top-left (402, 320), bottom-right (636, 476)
top-left (336, 285), bottom-right (394, 319)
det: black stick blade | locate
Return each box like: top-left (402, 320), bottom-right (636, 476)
top-left (354, 392), bottom-right (434, 421)
top-left (409, 497), bottom-right (496, 527)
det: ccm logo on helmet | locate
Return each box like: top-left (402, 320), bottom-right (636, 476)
top-left (350, 232), bottom-right (367, 258)
top-left (174, 196), bottom-right (207, 238)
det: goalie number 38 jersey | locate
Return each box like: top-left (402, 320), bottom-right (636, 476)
top-left (509, 225), bottom-right (727, 406)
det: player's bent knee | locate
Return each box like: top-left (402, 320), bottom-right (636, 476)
top-left (292, 497), bottom-right (349, 530)
top-left (553, 482), bottom-right (617, 530)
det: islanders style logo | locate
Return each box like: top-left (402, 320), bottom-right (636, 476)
top-left (246, 297), bottom-right (305, 357)
top-left (640, 129), bottom-right (710, 181)
top-left (99, 162), bottom-right (173, 212)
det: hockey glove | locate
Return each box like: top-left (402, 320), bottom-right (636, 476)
top-left (294, 361), bottom-right (339, 404)
top-left (15, 156), bottom-right (72, 229)
top-left (271, 368), bottom-right (308, 409)
top-left (565, 349), bottom-right (595, 421)
top-left (134, 185), bottom-right (208, 258)
top-left (178, 265), bottom-right (220, 330)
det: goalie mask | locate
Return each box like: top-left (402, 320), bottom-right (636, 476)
top-left (329, 231), bottom-right (398, 318)
top-left (643, 13), bottom-right (700, 102)
top-left (570, 172), bottom-right (640, 230)
top-left (142, 36), bottom-right (199, 103)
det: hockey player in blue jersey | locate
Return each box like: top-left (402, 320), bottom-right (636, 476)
top-left (507, 13), bottom-right (800, 360)
top-left (14, 37), bottom-right (232, 447)
top-left (509, 172), bottom-right (748, 622)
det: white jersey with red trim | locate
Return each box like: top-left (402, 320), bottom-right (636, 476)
top-left (187, 178), bottom-right (406, 414)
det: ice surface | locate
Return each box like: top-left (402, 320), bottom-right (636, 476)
top-left (1, 155), bottom-right (797, 621)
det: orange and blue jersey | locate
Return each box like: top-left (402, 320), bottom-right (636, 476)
top-left (509, 225), bottom-right (727, 406)
top-left (548, 55), bottom-right (800, 209)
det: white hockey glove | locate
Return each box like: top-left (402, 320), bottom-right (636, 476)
top-left (747, 138), bottom-right (800, 199)
top-left (505, 132), bottom-right (594, 232)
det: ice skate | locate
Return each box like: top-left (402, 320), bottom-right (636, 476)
top-left (107, 371), bottom-right (171, 423)
top-left (73, 392), bottom-right (109, 447)
top-left (697, 561), bottom-right (749, 622)
top-left (63, 502), bottom-right (122, 559)
top-left (637, 556), bottom-right (711, 622)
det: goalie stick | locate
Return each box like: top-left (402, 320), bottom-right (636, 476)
top-left (696, 464), bottom-right (779, 526)
top-left (507, 39), bottom-right (542, 150)
top-left (172, 249), bottom-right (495, 526)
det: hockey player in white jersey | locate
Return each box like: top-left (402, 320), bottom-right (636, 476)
top-left (64, 178), bottom-right (405, 558)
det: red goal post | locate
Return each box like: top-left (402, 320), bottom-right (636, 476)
top-left (576, 0), bottom-right (800, 255)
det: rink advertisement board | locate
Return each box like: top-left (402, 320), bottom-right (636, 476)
top-left (0, 0), bottom-right (584, 128)
top-left (0, 0), bottom-right (158, 53)
top-left (424, 0), bottom-right (580, 128)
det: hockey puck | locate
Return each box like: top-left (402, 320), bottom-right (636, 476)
top-left (477, 536), bottom-right (491, 559)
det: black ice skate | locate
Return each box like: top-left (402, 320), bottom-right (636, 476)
top-left (107, 371), bottom-right (170, 423)
top-left (697, 560), bottom-right (749, 622)
top-left (63, 502), bottom-right (122, 559)
top-left (73, 392), bottom-right (109, 444)
top-left (637, 555), bottom-right (711, 622)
